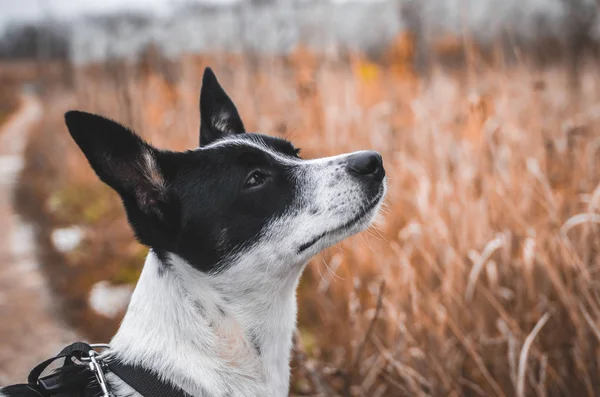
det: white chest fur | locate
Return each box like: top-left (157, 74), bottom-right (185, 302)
top-left (107, 251), bottom-right (304, 397)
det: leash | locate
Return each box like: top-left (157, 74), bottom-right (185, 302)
top-left (3, 342), bottom-right (191, 397)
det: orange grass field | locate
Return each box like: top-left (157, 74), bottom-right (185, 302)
top-left (17, 45), bottom-right (600, 396)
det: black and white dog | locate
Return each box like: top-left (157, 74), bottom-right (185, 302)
top-left (2, 68), bottom-right (386, 397)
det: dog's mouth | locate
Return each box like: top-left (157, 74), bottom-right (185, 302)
top-left (297, 187), bottom-right (385, 254)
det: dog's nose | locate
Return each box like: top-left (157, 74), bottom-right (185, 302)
top-left (346, 151), bottom-right (385, 181)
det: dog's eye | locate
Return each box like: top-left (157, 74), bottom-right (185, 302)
top-left (293, 148), bottom-right (301, 158)
top-left (243, 170), bottom-right (268, 189)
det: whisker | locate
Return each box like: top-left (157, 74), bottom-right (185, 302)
top-left (321, 256), bottom-right (343, 280)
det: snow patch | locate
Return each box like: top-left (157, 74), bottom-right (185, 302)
top-left (89, 281), bottom-right (133, 318)
top-left (0, 155), bottom-right (24, 185)
top-left (51, 226), bottom-right (84, 253)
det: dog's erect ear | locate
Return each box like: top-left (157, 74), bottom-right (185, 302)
top-left (199, 67), bottom-right (245, 146)
top-left (64, 111), bottom-right (169, 219)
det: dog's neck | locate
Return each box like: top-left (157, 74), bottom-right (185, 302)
top-left (108, 250), bottom-right (305, 397)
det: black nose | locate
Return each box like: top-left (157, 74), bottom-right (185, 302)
top-left (346, 151), bottom-right (385, 181)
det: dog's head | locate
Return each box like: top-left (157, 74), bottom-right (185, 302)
top-left (64, 68), bottom-right (386, 275)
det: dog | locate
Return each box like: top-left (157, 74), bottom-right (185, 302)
top-left (1, 67), bottom-right (386, 397)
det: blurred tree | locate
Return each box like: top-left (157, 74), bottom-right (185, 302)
top-left (0, 23), bottom-right (69, 61)
top-left (399, 0), bottom-right (430, 78)
top-left (249, 0), bottom-right (276, 6)
top-left (0, 20), bottom-right (73, 90)
top-left (137, 42), bottom-right (180, 85)
top-left (561, 0), bottom-right (599, 91)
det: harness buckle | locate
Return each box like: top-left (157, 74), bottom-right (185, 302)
top-left (81, 345), bottom-right (113, 397)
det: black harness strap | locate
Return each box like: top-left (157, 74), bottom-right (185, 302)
top-left (1, 384), bottom-right (46, 397)
top-left (19, 342), bottom-right (99, 397)
top-left (28, 342), bottom-right (93, 386)
top-left (4, 342), bottom-right (193, 397)
top-left (107, 361), bottom-right (192, 397)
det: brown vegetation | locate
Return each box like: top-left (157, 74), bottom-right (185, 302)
top-left (19, 38), bottom-right (600, 396)
top-left (0, 61), bottom-right (74, 126)
top-left (0, 62), bottom-right (25, 125)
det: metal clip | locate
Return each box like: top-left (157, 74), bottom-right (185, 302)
top-left (82, 345), bottom-right (113, 397)
top-left (90, 343), bottom-right (111, 350)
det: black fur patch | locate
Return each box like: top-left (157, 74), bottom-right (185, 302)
top-left (64, 68), bottom-right (300, 274)
top-left (154, 249), bottom-right (173, 276)
top-left (159, 141), bottom-right (298, 273)
top-left (251, 335), bottom-right (261, 356)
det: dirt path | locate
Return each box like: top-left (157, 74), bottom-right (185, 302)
top-left (0, 93), bottom-right (77, 385)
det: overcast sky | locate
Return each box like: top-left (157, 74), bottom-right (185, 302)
top-left (0, 0), bottom-right (240, 29)
top-left (0, 0), bottom-right (380, 29)
top-left (0, 0), bottom-right (563, 34)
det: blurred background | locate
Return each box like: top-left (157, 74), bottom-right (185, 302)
top-left (2, 0), bottom-right (600, 395)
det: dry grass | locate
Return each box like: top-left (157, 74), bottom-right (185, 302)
top-left (0, 62), bottom-right (25, 125)
top-left (21, 47), bottom-right (600, 396)
top-left (0, 60), bottom-right (71, 125)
